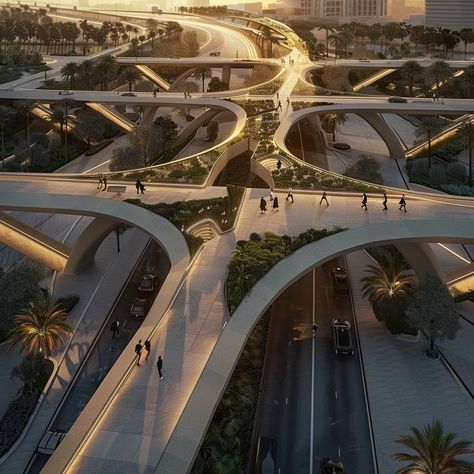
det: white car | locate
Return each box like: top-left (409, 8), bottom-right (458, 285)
top-left (58, 90), bottom-right (73, 95)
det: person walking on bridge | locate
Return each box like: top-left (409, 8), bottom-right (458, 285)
top-left (144, 340), bottom-right (151, 361)
top-left (361, 193), bottom-right (368, 210)
top-left (260, 197), bottom-right (267, 214)
top-left (136, 179), bottom-right (144, 194)
top-left (135, 339), bottom-right (143, 366)
top-left (286, 187), bottom-right (294, 203)
top-left (102, 176), bottom-right (107, 191)
top-left (382, 192), bottom-right (388, 210)
top-left (97, 173), bottom-right (103, 189)
top-left (319, 191), bottom-right (329, 207)
top-left (157, 355), bottom-right (163, 379)
top-left (399, 194), bottom-right (407, 212)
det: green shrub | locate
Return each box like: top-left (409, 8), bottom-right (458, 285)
top-left (344, 154), bottom-right (384, 185)
top-left (446, 162), bottom-right (467, 181)
top-left (429, 164), bottom-right (446, 184)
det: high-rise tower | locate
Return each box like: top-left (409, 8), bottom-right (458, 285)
top-left (425, 0), bottom-right (474, 30)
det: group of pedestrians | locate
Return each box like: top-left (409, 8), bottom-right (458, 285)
top-left (260, 189), bottom-right (409, 213)
top-left (134, 339), bottom-right (164, 378)
top-left (184, 92), bottom-right (192, 98)
top-left (361, 192), bottom-right (408, 212)
top-left (97, 173), bottom-right (107, 191)
top-left (260, 188), bottom-right (280, 213)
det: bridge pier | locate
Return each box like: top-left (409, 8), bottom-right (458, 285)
top-left (357, 111), bottom-right (405, 161)
top-left (395, 242), bottom-right (446, 283)
top-left (221, 65), bottom-right (232, 86)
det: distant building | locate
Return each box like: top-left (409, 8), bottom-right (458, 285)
top-left (187, 0), bottom-right (209, 6)
top-left (231, 2), bottom-right (263, 15)
top-left (317, 0), bottom-right (387, 19)
top-left (425, 0), bottom-right (474, 31)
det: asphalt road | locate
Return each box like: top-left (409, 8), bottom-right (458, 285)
top-left (255, 259), bottom-right (374, 474)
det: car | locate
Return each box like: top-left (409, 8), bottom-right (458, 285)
top-left (388, 96), bottom-right (408, 103)
top-left (320, 457), bottom-right (344, 474)
top-left (58, 90), bottom-right (73, 95)
top-left (121, 92), bottom-right (136, 96)
top-left (359, 58), bottom-right (370, 62)
top-left (130, 298), bottom-right (146, 318)
top-left (209, 51), bottom-right (221, 56)
top-left (139, 274), bottom-right (156, 292)
top-left (331, 267), bottom-right (349, 296)
top-left (254, 437), bottom-right (277, 474)
top-left (331, 319), bottom-right (354, 356)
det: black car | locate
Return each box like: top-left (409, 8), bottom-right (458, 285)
top-left (121, 92), bottom-right (136, 97)
top-left (331, 319), bottom-right (354, 356)
top-left (330, 267), bottom-right (349, 295)
top-left (388, 96), bottom-right (408, 103)
top-left (139, 274), bottom-right (156, 292)
top-left (320, 457), bottom-right (344, 474)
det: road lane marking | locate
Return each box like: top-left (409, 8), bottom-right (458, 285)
top-left (310, 268), bottom-right (316, 474)
top-left (335, 390), bottom-right (338, 400)
top-left (338, 447), bottom-right (341, 458)
top-left (285, 396), bottom-right (288, 405)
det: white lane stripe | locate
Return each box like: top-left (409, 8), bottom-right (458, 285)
top-left (310, 268), bottom-right (316, 474)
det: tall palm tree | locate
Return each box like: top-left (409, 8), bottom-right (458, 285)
top-left (321, 113), bottom-right (347, 142)
top-left (120, 66), bottom-right (141, 92)
top-left (400, 60), bottom-right (422, 97)
top-left (0, 104), bottom-right (12, 169)
top-left (361, 252), bottom-right (414, 304)
top-left (416, 116), bottom-right (440, 169)
top-left (191, 67), bottom-right (212, 93)
top-left (8, 298), bottom-right (73, 357)
top-left (60, 61), bottom-right (80, 89)
top-left (393, 420), bottom-right (473, 473)
top-left (317, 24), bottom-right (335, 57)
top-left (460, 120), bottom-right (474, 186)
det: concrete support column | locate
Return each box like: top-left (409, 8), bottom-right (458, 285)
top-left (395, 242), bottom-right (446, 283)
top-left (65, 216), bottom-right (119, 275)
top-left (357, 112), bottom-right (406, 161)
top-left (221, 65), bottom-right (232, 86)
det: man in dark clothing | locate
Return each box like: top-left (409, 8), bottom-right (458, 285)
top-left (399, 194), bottom-right (407, 212)
top-left (286, 187), bottom-right (294, 203)
top-left (361, 193), bottom-right (368, 210)
top-left (157, 355), bottom-right (163, 379)
top-left (382, 192), bottom-right (388, 210)
top-left (276, 159), bottom-right (282, 172)
top-left (102, 176), bottom-right (107, 191)
top-left (259, 197), bottom-right (267, 214)
top-left (319, 191), bottom-right (329, 207)
top-left (144, 340), bottom-right (151, 361)
top-left (110, 318), bottom-right (120, 339)
top-left (136, 179), bottom-right (144, 194)
top-left (135, 339), bottom-right (143, 366)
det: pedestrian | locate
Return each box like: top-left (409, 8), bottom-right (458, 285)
top-left (97, 173), bottom-right (103, 189)
top-left (153, 89), bottom-right (157, 97)
top-left (259, 196), bottom-right (267, 214)
top-left (432, 92), bottom-right (436, 103)
top-left (102, 176), bottom-right (107, 191)
top-left (144, 340), bottom-right (151, 361)
top-left (135, 178), bottom-right (144, 194)
top-left (286, 187), bottom-right (294, 203)
top-left (110, 317), bottom-right (120, 339)
top-left (272, 195), bottom-right (279, 211)
top-left (184, 92), bottom-right (187, 98)
top-left (276, 91), bottom-right (279, 100)
top-left (286, 97), bottom-right (290, 107)
top-left (157, 355), bottom-right (163, 379)
top-left (382, 192), bottom-right (388, 210)
top-left (319, 191), bottom-right (329, 207)
top-left (135, 339), bottom-right (143, 366)
top-left (140, 182), bottom-right (145, 193)
top-left (276, 159), bottom-right (282, 172)
top-left (361, 193), bottom-right (368, 210)
top-left (312, 323), bottom-right (318, 334)
top-left (399, 194), bottom-right (407, 212)
top-left (277, 100), bottom-right (282, 111)
top-left (269, 188), bottom-right (274, 202)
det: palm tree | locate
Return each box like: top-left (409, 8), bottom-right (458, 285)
top-left (430, 60), bottom-right (451, 94)
top-left (458, 28), bottom-right (474, 60)
top-left (321, 113), bottom-right (347, 142)
top-left (191, 67), bottom-right (212, 93)
top-left (361, 251), bottom-right (414, 304)
top-left (60, 61), bottom-right (80, 89)
top-left (416, 116), bottom-right (440, 169)
top-left (120, 67), bottom-right (141, 92)
top-left (400, 60), bottom-right (422, 96)
top-left (8, 298), bottom-right (73, 357)
top-left (393, 420), bottom-right (473, 473)
top-left (460, 120), bottom-right (474, 186)
top-left (317, 24), bottom-right (335, 57)
top-left (0, 104), bottom-right (12, 169)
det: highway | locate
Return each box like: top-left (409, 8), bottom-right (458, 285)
top-left (255, 260), bottom-right (373, 473)
top-left (314, 58), bottom-right (474, 68)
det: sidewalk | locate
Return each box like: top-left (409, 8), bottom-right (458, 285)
top-left (0, 228), bottom-right (149, 473)
top-left (346, 250), bottom-right (474, 473)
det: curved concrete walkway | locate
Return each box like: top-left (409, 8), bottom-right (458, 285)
top-left (156, 218), bottom-right (474, 473)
